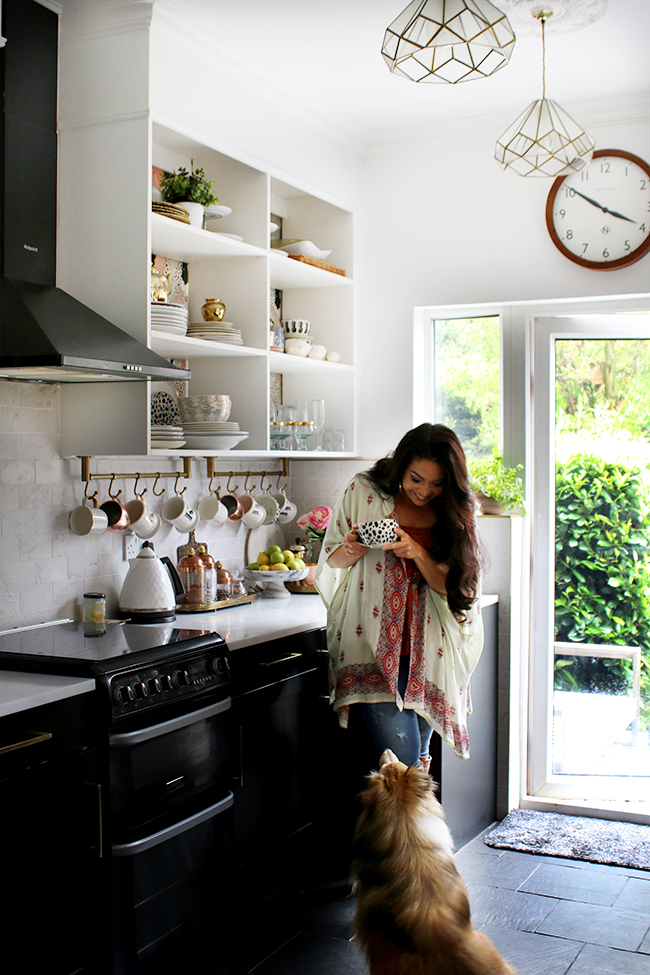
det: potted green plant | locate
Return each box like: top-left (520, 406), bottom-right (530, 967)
top-left (158, 166), bottom-right (219, 227)
top-left (468, 453), bottom-right (525, 515)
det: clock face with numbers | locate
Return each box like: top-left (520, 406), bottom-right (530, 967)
top-left (546, 149), bottom-right (650, 270)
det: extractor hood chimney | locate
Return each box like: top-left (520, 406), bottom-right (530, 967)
top-left (0, 0), bottom-right (190, 384)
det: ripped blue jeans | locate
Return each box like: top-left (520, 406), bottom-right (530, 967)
top-left (357, 655), bottom-right (434, 766)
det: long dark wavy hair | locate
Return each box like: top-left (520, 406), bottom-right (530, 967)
top-left (364, 423), bottom-right (481, 618)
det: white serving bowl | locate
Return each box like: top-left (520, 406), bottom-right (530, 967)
top-left (285, 338), bottom-right (312, 357)
top-left (357, 518), bottom-right (400, 548)
top-left (308, 344), bottom-right (327, 360)
top-left (282, 319), bottom-right (311, 337)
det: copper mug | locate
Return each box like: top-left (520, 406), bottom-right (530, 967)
top-left (222, 494), bottom-right (244, 521)
top-left (99, 497), bottom-right (131, 532)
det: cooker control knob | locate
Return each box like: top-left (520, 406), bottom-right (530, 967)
top-left (161, 674), bottom-right (174, 691)
top-left (114, 684), bottom-right (134, 704)
top-left (147, 677), bottom-right (162, 695)
top-left (133, 681), bottom-right (149, 699)
top-left (211, 656), bottom-right (226, 675)
top-left (173, 669), bottom-right (190, 688)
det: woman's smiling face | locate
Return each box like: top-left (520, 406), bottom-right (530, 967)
top-left (402, 458), bottom-right (446, 506)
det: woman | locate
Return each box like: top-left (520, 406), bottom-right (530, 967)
top-left (315, 424), bottom-right (483, 767)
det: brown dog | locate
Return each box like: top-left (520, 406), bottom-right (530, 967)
top-left (351, 750), bottom-right (517, 975)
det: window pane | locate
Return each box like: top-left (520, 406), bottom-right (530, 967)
top-left (433, 316), bottom-right (500, 459)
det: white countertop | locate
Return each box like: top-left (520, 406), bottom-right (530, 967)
top-left (172, 593), bottom-right (327, 650)
top-left (0, 671), bottom-right (96, 718)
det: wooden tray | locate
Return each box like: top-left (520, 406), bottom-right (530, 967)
top-left (177, 593), bottom-right (257, 612)
top-left (287, 254), bottom-right (345, 276)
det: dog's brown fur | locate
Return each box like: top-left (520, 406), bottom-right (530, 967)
top-left (351, 750), bottom-right (517, 975)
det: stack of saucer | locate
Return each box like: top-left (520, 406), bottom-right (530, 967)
top-left (186, 321), bottom-right (243, 345)
top-left (151, 425), bottom-right (186, 449)
top-left (152, 201), bottom-right (190, 224)
top-left (181, 420), bottom-right (248, 450)
top-left (151, 302), bottom-right (189, 335)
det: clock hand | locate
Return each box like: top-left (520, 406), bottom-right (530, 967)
top-left (571, 188), bottom-right (636, 224)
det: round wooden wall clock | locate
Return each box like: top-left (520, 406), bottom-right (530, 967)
top-left (545, 149), bottom-right (650, 270)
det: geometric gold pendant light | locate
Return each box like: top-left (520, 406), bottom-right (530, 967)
top-left (382, 0), bottom-right (516, 84)
top-left (495, 9), bottom-right (595, 176)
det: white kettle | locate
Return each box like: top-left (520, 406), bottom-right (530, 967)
top-left (118, 541), bottom-right (185, 623)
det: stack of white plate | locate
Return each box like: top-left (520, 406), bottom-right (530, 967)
top-left (181, 420), bottom-right (248, 450)
top-left (151, 425), bottom-right (186, 449)
top-left (186, 321), bottom-right (243, 345)
top-left (151, 302), bottom-right (189, 335)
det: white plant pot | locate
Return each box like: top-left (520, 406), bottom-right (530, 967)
top-left (179, 201), bottom-right (205, 228)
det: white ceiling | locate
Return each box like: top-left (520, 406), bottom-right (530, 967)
top-left (163, 0), bottom-right (650, 150)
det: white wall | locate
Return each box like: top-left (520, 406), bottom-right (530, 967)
top-left (356, 110), bottom-right (650, 459)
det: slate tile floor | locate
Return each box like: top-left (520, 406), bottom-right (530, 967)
top-left (211, 827), bottom-right (650, 975)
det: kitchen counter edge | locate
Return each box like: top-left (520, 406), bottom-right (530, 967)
top-left (0, 672), bottom-right (96, 718)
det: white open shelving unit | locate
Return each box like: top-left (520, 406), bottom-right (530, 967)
top-left (58, 111), bottom-right (356, 460)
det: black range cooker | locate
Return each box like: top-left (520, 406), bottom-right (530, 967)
top-left (0, 619), bottom-right (234, 975)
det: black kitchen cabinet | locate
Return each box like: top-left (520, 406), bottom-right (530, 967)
top-left (228, 630), bottom-right (322, 907)
top-left (0, 692), bottom-right (102, 975)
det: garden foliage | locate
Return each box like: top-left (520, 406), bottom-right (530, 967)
top-left (555, 454), bottom-right (650, 726)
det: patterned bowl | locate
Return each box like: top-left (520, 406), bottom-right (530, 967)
top-left (282, 319), bottom-right (311, 336)
top-left (178, 395), bottom-right (231, 423)
top-left (357, 518), bottom-right (400, 548)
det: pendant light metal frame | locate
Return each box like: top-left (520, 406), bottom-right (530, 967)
top-left (382, 0), bottom-right (516, 84)
top-left (495, 9), bottom-right (595, 177)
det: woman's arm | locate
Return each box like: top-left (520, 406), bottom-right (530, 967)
top-left (383, 528), bottom-right (449, 593)
top-left (326, 525), bottom-right (368, 569)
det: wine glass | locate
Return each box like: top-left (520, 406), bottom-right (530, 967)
top-left (293, 401), bottom-right (314, 450)
top-left (311, 399), bottom-right (326, 451)
top-left (270, 405), bottom-right (293, 450)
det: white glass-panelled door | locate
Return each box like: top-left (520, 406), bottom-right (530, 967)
top-left (530, 314), bottom-right (650, 805)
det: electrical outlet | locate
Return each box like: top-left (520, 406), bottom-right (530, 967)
top-left (123, 533), bottom-right (141, 561)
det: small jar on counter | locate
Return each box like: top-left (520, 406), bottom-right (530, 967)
top-left (196, 544), bottom-right (218, 603)
top-left (83, 592), bottom-right (106, 625)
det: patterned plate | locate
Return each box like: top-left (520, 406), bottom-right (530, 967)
top-left (151, 391), bottom-right (180, 426)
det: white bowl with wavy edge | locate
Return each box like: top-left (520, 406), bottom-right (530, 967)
top-left (282, 319), bottom-right (311, 336)
top-left (274, 240), bottom-right (332, 260)
top-left (285, 338), bottom-right (312, 357)
top-left (308, 344), bottom-right (327, 360)
top-left (243, 567), bottom-right (309, 599)
top-left (357, 518), bottom-right (400, 548)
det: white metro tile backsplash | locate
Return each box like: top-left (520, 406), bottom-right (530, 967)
top-left (0, 381), bottom-right (370, 630)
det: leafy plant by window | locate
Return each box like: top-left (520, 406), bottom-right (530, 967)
top-left (467, 453), bottom-right (524, 512)
top-left (159, 166), bottom-right (219, 206)
top-left (554, 454), bottom-right (650, 727)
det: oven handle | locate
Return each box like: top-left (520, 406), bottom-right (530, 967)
top-left (109, 696), bottom-right (231, 746)
top-left (112, 791), bottom-right (233, 857)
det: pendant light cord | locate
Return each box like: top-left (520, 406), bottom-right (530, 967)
top-left (541, 17), bottom-right (546, 99)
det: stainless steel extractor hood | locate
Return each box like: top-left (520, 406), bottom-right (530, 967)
top-left (0, 0), bottom-right (190, 384)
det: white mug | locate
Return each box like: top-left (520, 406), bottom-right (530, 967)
top-left (69, 500), bottom-right (109, 536)
top-left (125, 498), bottom-right (161, 539)
top-left (275, 493), bottom-right (297, 524)
top-left (239, 494), bottom-right (266, 529)
top-left (198, 495), bottom-right (228, 525)
top-left (162, 495), bottom-right (200, 533)
top-left (255, 493), bottom-right (280, 526)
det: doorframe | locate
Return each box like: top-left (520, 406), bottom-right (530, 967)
top-left (526, 306), bottom-right (650, 821)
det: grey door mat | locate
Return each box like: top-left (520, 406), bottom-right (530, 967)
top-left (484, 809), bottom-right (650, 870)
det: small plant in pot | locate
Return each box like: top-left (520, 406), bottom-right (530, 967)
top-left (158, 166), bottom-right (219, 227)
top-left (468, 453), bottom-right (525, 515)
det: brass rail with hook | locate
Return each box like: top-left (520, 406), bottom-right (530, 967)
top-left (205, 457), bottom-right (290, 494)
top-left (79, 456), bottom-right (290, 496)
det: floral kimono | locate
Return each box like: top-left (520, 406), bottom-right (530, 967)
top-left (314, 474), bottom-right (484, 758)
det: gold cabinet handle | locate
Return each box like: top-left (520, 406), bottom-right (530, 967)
top-left (0, 731), bottom-right (52, 755)
top-left (259, 652), bottom-right (301, 667)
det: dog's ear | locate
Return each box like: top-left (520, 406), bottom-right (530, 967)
top-left (379, 748), bottom-right (399, 767)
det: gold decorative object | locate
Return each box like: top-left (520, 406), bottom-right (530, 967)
top-left (201, 298), bottom-right (226, 322)
top-left (150, 263), bottom-right (173, 303)
top-left (382, 0), bottom-right (515, 84)
top-left (495, 9), bottom-right (594, 177)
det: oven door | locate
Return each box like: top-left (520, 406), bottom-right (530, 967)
top-left (108, 697), bottom-right (230, 831)
top-left (112, 789), bottom-right (233, 975)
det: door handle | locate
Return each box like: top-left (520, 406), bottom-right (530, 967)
top-left (0, 731), bottom-right (52, 755)
top-left (260, 652), bottom-right (301, 667)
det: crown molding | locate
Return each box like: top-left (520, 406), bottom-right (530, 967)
top-left (58, 0), bottom-right (154, 43)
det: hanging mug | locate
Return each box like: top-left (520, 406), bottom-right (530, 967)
top-left (69, 498), bottom-right (109, 536)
